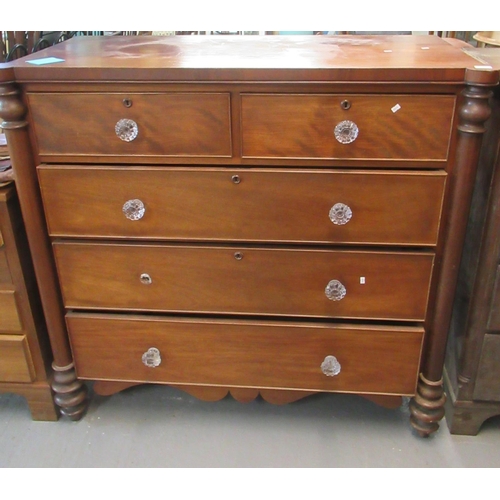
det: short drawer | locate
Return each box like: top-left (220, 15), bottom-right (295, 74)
top-left (241, 94), bottom-right (455, 162)
top-left (67, 314), bottom-right (424, 396)
top-left (27, 92), bottom-right (232, 159)
top-left (39, 166), bottom-right (446, 246)
top-left (0, 290), bottom-right (22, 331)
top-left (54, 242), bottom-right (434, 321)
top-left (0, 334), bottom-right (35, 382)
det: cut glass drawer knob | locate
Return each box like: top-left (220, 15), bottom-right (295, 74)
top-left (329, 203), bottom-right (352, 225)
top-left (123, 199), bottom-right (145, 220)
top-left (334, 120), bottom-right (359, 144)
top-left (115, 118), bottom-right (138, 142)
top-left (325, 279), bottom-right (347, 301)
top-left (142, 347), bottom-right (161, 368)
top-left (321, 355), bottom-right (341, 377)
top-left (140, 273), bottom-right (152, 285)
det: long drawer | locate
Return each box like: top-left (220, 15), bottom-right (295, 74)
top-left (67, 313), bottom-right (424, 396)
top-left (241, 94), bottom-right (455, 161)
top-left (27, 92), bottom-right (232, 159)
top-left (53, 242), bottom-right (434, 321)
top-left (38, 166), bottom-right (446, 246)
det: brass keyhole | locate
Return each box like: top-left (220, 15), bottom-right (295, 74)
top-left (234, 252), bottom-right (243, 260)
top-left (340, 100), bottom-right (351, 110)
top-left (232, 175), bottom-right (241, 184)
top-left (123, 98), bottom-right (133, 108)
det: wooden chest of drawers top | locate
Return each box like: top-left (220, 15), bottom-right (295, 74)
top-left (8, 34), bottom-right (482, 83)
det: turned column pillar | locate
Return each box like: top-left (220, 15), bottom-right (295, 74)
top-left (0, 71), bottom-right (88, 420)
top-left (410, 69), bottom-right (498, 437)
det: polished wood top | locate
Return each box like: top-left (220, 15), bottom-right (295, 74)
top-left (1, 35), bottom-right (498, 83)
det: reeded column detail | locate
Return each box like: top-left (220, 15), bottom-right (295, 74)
top-left (0, 78), bottom-right (89, 420)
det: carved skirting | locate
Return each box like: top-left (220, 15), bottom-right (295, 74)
top-left (92, 381), bottom-right (405, 410)
top-left (93, 381), bottom-right (317, 405)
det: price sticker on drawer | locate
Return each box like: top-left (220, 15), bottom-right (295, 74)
top-left (391, 104), bottom-right (402, 113)
top-left (360, 277), bottom-right (366, 284)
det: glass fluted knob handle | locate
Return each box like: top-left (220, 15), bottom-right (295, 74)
top-left (140, 273), bottom-right (152, 285)
top-left (329, 203), bottom-right (352, 225)
top-left (334, 120), bottom-right (359, 144)
top-left (115, 118), bottom-right (138, 142)
top-left (321, 355), bottom-right (341, 377)
top-left (142, 347), bottom-right (161, 368)
top-left (325, 279), bottom-right (347, 301)
top-left (123, 199), bottom-right (145, 221)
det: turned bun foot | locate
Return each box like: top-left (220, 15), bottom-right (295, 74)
top-left (51, 363), bottom-right (88, 421)
top-left (409, 374), bottom-right (446, 437)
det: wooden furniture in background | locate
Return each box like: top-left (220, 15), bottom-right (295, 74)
top-left (0, 183), bottom-right (57, 420)
top-left (1, 32), bottom-right (53, 62)
top-left (1, 32), bottom-right (92, 63)
top-left (445, 48), bottom-right (500, 435)
top-left (0, 35), bottom-right (497, 433)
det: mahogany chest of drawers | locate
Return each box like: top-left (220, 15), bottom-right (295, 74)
top-left (0, 183), bottom-right (57, 420)
top-left (1, 35), bottom-right (498, 434)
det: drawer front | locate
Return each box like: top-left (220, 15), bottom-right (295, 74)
top-left (68, 314), bottom-right (423, 395)
top-left (473, 334), bottom-right (500, 402)
top-left (0, 290), bottom-right (22, 331)
top-left (0, 334), bottom-right (35, 382)
top-left (487, 266), bottom-right (500, 331)
top-left (28, 93), bottom-right (232, 159)
top-left (39, 166), bottom-right (446, 246)
top-left (0, 248), bottom-right (12, 284)
top-left (241, 94), bottom-right (455, 162)
top-left (54, 242), bottom-right (434, 321)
